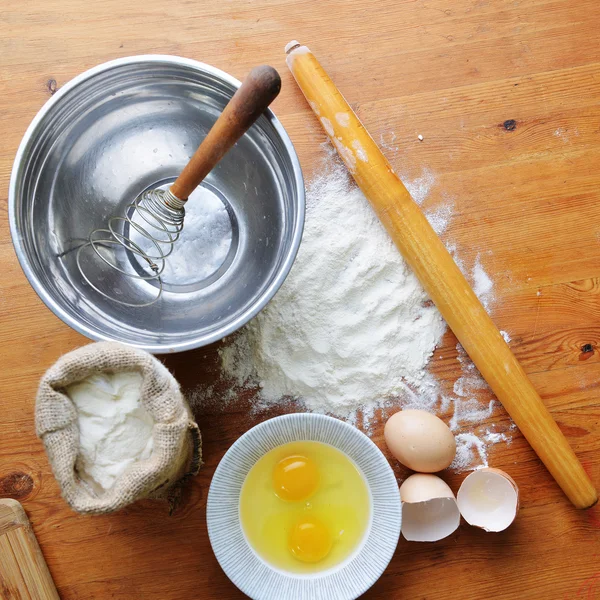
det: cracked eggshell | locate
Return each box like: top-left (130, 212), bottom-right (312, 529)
top-left (399, 473), bottom-right (460, 542)
top-left (384, 409), bottom-right (456, 472)
top-left (457, 468), bottom-right (519, 532)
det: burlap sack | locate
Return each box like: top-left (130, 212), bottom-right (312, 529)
top-left (36, 342), bottom-right (201, 514)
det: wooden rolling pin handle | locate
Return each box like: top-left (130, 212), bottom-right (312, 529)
top-left (286, 41), bottom-right (598, 509)
top-left (170, 65), bottom-right (282, 201)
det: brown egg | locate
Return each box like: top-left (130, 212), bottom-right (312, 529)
top-left (384, 409), bottom-right (456, 472)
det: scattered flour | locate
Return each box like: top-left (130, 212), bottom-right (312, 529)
top-left (444, 343), bottom-right (513, 471)
top-left (379, 131), bottom-right (399, 152)
top-left (450, 399), bottom-right (496, 430)
top-left (472, 254), bottom-right (494, 310)
top-left (425, 200), bottom-right (453, 236)
top-left (451, 428), bottom-right (513, 472)
top-left (403, 167), bottom-right (436, 205)
top-left (553, 127), bottom-right (569, 142)
top-left (445, 242), bottom-right (467, 274)
top-left (453, 344), bottom-right (489, 402)
top-left (485, 430), bottom-right (512, 444)
top-left (451, 432), bottom-right (489, 471)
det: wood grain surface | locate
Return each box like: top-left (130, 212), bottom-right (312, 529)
top-left (1, 1), bottom-right (599, 599)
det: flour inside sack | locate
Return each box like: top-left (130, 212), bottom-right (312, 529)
top-left (66, 371), bottom-right (154, 494)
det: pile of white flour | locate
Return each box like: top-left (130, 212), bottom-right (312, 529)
top-left (206, 155), bottom-right (514, 472)
top-left (220, 163), bottom-right (446, 416)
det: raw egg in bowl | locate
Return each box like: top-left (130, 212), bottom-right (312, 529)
top-left (207, 414), bottom-right (401, 600)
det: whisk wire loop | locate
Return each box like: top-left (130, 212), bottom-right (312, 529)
top-left (76, 187), bottom-right (186, 307)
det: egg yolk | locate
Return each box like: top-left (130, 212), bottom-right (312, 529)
top-left (272, 455), bottom-right (319, 502)
top-left (289, 516), bottom-right (332, 563)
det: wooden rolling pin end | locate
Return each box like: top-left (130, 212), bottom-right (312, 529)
top-left (285, 40), bottom-right (302, 54)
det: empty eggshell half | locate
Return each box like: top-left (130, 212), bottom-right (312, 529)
top-left (457, 468), bottom-right (519, 532)
top-left (399, 473), bottom-right (460, 542)
top-left (384, 409), bottom-right (456, 472)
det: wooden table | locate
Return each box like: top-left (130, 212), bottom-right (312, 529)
top-left (1, 1), bottom-right (599, 598)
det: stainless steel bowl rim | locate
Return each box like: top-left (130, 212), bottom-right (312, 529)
top-left (9, 55), bottom-right (305, 353)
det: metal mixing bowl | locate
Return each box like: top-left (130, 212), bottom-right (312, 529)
top-left (9, 55), bottom-right (304, 353)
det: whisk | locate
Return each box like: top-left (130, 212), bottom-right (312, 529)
top-left (77, 65), bottom-right (282, 307)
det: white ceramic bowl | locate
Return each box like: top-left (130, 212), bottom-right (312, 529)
top-left (206, 413), bottom-right (401, 600)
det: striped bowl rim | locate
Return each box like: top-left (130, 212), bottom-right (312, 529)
top-left (206, 413), bottom-right (401, 600)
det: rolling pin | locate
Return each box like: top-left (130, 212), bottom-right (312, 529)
top-left (285, 41), bottom-right (598, 509)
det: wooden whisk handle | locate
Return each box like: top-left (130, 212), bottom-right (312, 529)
top-left (170, 65), bottom-right (282, 201)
